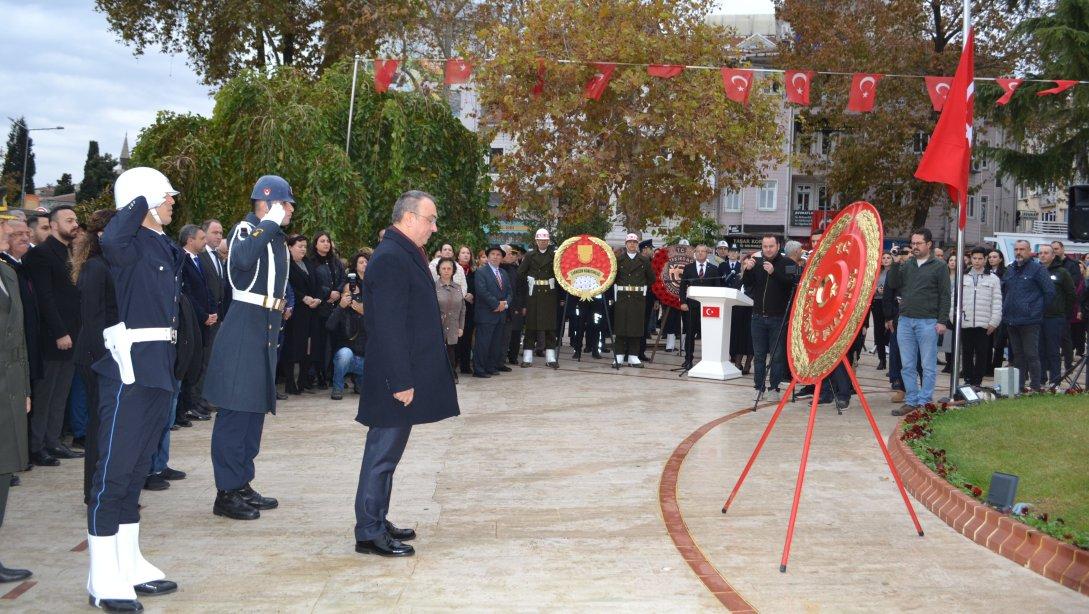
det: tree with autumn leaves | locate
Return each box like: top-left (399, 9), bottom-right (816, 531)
top-left (476, 0), bottom-right (784, 233)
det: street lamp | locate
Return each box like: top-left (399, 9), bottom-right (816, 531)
top-left (7, 117), bottom-right (64, 209)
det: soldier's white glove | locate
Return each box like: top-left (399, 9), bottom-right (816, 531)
top-left (262, 202), bottom-right (287, 226)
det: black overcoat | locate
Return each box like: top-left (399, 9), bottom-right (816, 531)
top-left (357, 227), bottom-right (459, 428)
top-left (613, 252), bottom-right (656, 337)
top-left (517, 248), bottom-right (558, 332)
top-left (24, 235), bottom-right (81, 361)
top-left (283, 259), bottom-right (319, 363)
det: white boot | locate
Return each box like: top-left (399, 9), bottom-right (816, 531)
top-left (666, 334), bottom-right (676, 351)
top-left (87, 534), bottom-right (137, 604)
top-left (117, 523), bottom-right (165, 586)
top-left (616, 354), bottom-right (627, 366)
top-left (628, 355), bottom-right (643, 368)
top-left (545, 349), bottom-right (558, 369)
top-left (521, 349), bottom-right (533, 367)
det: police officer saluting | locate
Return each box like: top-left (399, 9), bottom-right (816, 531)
top-left (614, 233), bottom-right (656, 367)
top-left (87, 167), bottom-right (182, 612)
top-left (203, 176), bottom-right (294, 520)
top-left (517, 229), bottom-right (560, 368)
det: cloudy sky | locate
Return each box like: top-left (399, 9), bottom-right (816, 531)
top-left (1, 0), bottom-right (772, 187)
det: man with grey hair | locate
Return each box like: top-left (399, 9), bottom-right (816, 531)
top-left (784, 240), bottom-right (803, 264)
top-left (178, 224), bottom-right (216, 427)
top-left (1001, 239), bottom-right (1054, 392)
top-left (353, 190), bottom-right (459, 557)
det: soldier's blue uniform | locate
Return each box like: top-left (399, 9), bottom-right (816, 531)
top-left (203, 177), bottom-right (290, 516)
top-left (88, 196), bottom-right (181, 537)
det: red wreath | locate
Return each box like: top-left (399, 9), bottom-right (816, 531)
top-left (651, 248), bottom-right (682, 309)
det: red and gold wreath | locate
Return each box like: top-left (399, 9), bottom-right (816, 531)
top-left (553, 234), bottom-right (617, 300)
top-left (651, 244), bottom-right (695, 310)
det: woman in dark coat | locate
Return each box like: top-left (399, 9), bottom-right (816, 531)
top-left (454, 246), bottom-right (476, 374)
top-left (71, 209), bottom-right (119, 503)
top-left (283, 235), bottom-right (320, 394)
top-left (304, 231), bottom-right (345, 388)
top-left (987, 248), bottom-right (1009, 374)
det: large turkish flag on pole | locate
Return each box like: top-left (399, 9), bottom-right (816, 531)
top-left (915, 29), bottom-right (974, 229)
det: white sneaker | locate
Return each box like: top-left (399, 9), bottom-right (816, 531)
top-left (766, 389), bottom-right (780, 403)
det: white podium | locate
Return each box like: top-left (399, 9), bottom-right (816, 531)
top-left (686, 287), bottom-right (754, 380)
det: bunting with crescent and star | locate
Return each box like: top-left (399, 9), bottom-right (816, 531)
top-left (357, 57), bottom-right (1084, 112)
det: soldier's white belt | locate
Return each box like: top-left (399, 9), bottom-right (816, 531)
top-left (533, 279), bottom-right (554, 286)
top-left (526, 276), bottom-right (555, 296)
top-left (617, 285), bottom-right (647, 292)
top-left (102, 323), bottom-right (176, 385)
top-left (234, 289), bottom-right (287, 311)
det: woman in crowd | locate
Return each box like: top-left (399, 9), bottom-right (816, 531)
top-left (283, 235), bottom-right (319, 395)
top-left (328, 250), bottom-right (368, 400)
top-left (305, 231), bottom-right (345, 389)
top-left (70, 209), bottom-right (118, 504)
top-left (869, 252), bottom-right (893, 371)
top-left (435, 258), bottom-right (466, 383)
top-left (454, 246), bottom-right (476, 375)
top-left (941, 253), bottom-right (958, 373)
top-left (986, 248), bottom-right (1009, 373)
top-left (1071, 259), bottom-right (1087, 358)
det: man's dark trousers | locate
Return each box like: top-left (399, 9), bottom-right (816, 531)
top-left (751, 314), bottom-right (786, 391)
top-left (30, 359), bottom-right (75, 454)
top-left (354, 425), bottom-right (412, 541)
top-left (473, 321), bottom-right (503, 374)
top-left (1038, 316), bottom-right (1066, 386)
top-left (210, 409), bottom-right (265, 490)
top-left (87, 378), bottom-right (172, 535)
top-left (1008, 324), bottom-right (1042, 389)
top-left (960, 327), bottom-right (991, 387)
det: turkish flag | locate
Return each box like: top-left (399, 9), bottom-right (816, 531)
top-left (648, 64), bottom-right (685, 79)
top-left (847, 73), bottom-right (883, 112)
top-left (532, 58), bottom-right (546, 98)
top-left (702, 306), bottom-right (721, 318)
top-left (995, 78), bottom-right (1023, 105)
top-left (584, 63), bottom-right (616, 100)
top-left (373, 59), bottom-right (399, 93)
top-left (785, 70), bottom-right (814, 105)
top-left (444, 58), bottom-right (473, 85)
top-left (924, 76), bottom-right (953, 112)
top-left (915, 29), bottom-right (974, 230)
top-left (720, 68), bottom-right (754, 105)
top-left (1037, 80), bottom-right (1078, 96)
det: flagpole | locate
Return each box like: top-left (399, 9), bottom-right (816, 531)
top-left (346, 54), bottom-right (360, 155)
top-left (949, 0), bottom-right (971, 398)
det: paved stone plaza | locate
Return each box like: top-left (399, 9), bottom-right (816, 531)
top-left (4, 350), bottom-right (1087, 612)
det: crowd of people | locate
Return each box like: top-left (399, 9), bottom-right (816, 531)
top-left (1, 188), bottom-right (1088, 605)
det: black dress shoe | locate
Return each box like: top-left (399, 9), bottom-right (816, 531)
top-left (239, 483), bottom-right (278, 510)
top-left (276, 392), bottom-right (289, 400)
top-left (638, 355), bottom-right (651, 363)
top-left (30, 451), bottom-right (59, 467)
top-left (89, 595), bottom-right (144, 611)
top-left (48, 444), bottom-right (84, 459)
top-left (143, 474), bottom-right (170, 491)
top-left (9, 475), bottom-right (19, 487)
top-left (386, 522), bottom-right (416, 541)
top-left (0, 563), bottom-right (31, 583)
top-left (472, 373), bottom-right (491, 378)
top-left (160, 467), bottom-right (186, 480)
top-left (331, 390), bottom-right (344, 400)
top-left (134, 579), bottom-right (177, 596)
top-left (572, 349), bottom-right (582, 361)
top-left (355, 533), bottom-right (414, 557)
top-left (70, 436), bottom-right (86, 449)
top-left (213, 490), bottom-right (260, 520)
top-left (591, 349), bottom-right (602, 359)
top-left (169, 424), bottom-right (180, 431)
top-left (174, 417), bottom-right (192, 428)
top-left (681, 362), bottom-right (693, 371)
top-left (497, 366), bottom-right (512, 372)
top-left (875, 360), bottom-right (886, 371)
top-left (187, 410), bottom-right (210, 421)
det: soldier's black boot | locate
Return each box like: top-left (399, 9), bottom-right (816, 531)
top-left (572, 347), bottom-right (582, 361)
top-left (240, 483), bottom-right (278, 510)
top-left (213, 490), bottom-right (260, 520)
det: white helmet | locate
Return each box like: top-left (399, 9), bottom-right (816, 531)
top-left (625, 233), bottom-right (639, 242)
top-left (113, 167), bottom-right (178, 211)
top-left (535, 228), bottom-right (550, 241)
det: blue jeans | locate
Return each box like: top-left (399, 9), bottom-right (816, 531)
top-left (333, 348), bottom-right (364, 393)
top-left (67, 370), bottom-right (88, 439)
top-left (750, 315), bottom-right (786, 391)
top-left (897, 317), bottom-right (938, 406)
top-left (888, 328), bottom-right (904, 390)
top-left (150, 387), bottom-right (180, 475)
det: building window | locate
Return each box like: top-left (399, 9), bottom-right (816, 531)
top-left (758, 181), bottom-right (777, 211)
top-left (721, 189), bottom-right (741, 212)
top-left (980, 195), bottom-right (989, 223)
top-left (1043, 210), bottom-right (1056, 222)
top-left (817, 186), bottom-right (830, 210)
top-left (794, 184), bottom-right (812, 211)
top-left (968, 195), bottom-right (976, 219)
top-left (913, 132), bottom-right (930, 154)
top-left (819, 131), bottom-right (834, 157)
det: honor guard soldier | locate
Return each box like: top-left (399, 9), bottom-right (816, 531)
top-left (614, 233), bottom-right (656, 367)
top-left (637, 238), bottom-right (656, 362)
top-left (87, 167), bottom-right (181, 612)
top-left (203, 176), bottom-right (294, 521)
top-left (517, 229), bottom-right (561, 368)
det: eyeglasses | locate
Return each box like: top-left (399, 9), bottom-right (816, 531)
top-left (412, 211), bottom-right (438, 225)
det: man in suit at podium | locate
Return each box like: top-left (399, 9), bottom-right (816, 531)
top-left (678, 244), bottom-right (721, 371)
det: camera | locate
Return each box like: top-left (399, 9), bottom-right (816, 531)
top-left (347, 272), bottom-right (359, 295)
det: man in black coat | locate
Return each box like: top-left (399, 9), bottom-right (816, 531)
top-left (178, 224), bottom-right (216, 424)
top-left (354, 191), bottom-right (459, 558)
top-left (24, 204), bottom-right (84, 466)
top-left (678, 244), bottom-right (721, 370)
top-left (198, 219), bottom-right (226, 410)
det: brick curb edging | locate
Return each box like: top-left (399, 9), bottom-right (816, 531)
top-left (887, 423), bottom-right (1089, 596)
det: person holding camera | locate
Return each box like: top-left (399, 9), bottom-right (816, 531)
top-left (328, 251), bottom-right (368, 400)
top-left (741, 235), bottom-right (794, 402)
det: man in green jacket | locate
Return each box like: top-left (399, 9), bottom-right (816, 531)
top-left (886, 228), bottom-right (951, 415)
top-left (1037, 244), bottom-right (1075, 387)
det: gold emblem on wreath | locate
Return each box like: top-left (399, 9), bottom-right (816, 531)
top-left (787, 202), bottom-right (883, 383)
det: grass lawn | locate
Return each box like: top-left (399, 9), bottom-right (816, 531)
top-left (921, 394), bottom-right (1089, 543)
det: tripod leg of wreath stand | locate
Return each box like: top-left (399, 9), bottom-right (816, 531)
top-left (601, 296), bottom-right (621, 370)
top-left (778, 379), bottom-right (822, 573)
top-left (650, 306), bottom-right (670, 364)
top-left (843, 359), bottom-right (925, 537)
top-left (721, 379), bottom-right (797, 513)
